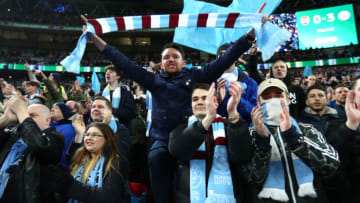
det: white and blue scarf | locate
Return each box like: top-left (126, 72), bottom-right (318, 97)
top-left (109, 116), bottom-right (118, 133)
top-left (102, 84), bottom-right (121, 110)
top-left (189, 115), bottom-right (236, 203)
top-left (258, 111), bottom-right (317, 202)
top-left (60, 13), bottom-right (291, 74)
top-left (69, 156), bottom-right (105, 203)
top-left (0, 138), bottom-right (27, 198)
top-left (145, 91), bottom-right (152, 137)
top-left (218, 68), bottom-right (247, 94)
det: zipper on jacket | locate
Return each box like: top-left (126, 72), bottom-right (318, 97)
top-left (276, 127), bottom-right (297, 203)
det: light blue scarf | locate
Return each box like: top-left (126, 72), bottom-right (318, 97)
top-left (0, 138), bottom-right (27, 198)
top-left (258, 117), bottom-right (317, 202)
top-left (188, 115), bottom-right (236, 203)
top-left (218, 68), bottom-right (247, 94)
top-left (102, 84), bottom-right (121, 109)
top-left (68, 156), bottom-right (105, 203)
top-left (145, 91), bottom-right (152, 137)
top-left (109, 116), bottom-right (118, 133)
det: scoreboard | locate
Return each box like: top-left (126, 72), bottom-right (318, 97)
top-left (296, 4), bottom-right (358, 50)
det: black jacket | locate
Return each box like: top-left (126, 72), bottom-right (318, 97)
top-left (298, 107), bottom-right (358, 203)
top-left (347, 132), bottom-right (360, 203)
top-left (169, 118), bottom-right (252, 203)
top-left (242, 123), bottom-right (340, 203)
top-left (0, 118), bottom-right (64, 203)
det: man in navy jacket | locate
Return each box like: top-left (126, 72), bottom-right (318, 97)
top-left (83, 15), bottom-right (262, 202)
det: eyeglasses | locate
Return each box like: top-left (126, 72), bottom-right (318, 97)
top-left (84, 133), bottom-right (104, 138)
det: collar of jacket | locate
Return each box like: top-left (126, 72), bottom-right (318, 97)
top-left (159, 69), bottom-right (187, 79)
top-left (43, 126), bottom-right (57, 134)
top-left (50, 119), bottom-right (72, 126)
top-left (304, 106), bottom-right (338, 118)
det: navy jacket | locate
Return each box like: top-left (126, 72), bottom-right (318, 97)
top-left (103, 35), bottom-right (253, 149)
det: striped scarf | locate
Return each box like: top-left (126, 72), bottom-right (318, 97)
top-left (102, 84), bottom-right (121, 109)
top-left (189, 115), bottom-right (236, 203)
top-left (61, 12), bottom-right (289, 73)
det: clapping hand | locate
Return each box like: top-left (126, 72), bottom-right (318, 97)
top-left (345, 91), bottom-right (360, 130)
top-left (74, 115), bottom-right (86, 143)
top-left (227, 81), bottom-right (242, 118)
top-left (217, 78), bottom-right (226, 103)
top-left (251, 106), bottom-right (269, 137)
top-left (201, 83), bottom-right (218, 130)
top-left (279, 100), bottom-right (291, 132)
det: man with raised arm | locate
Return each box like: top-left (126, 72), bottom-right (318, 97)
top-left (79, 5), bottom-right (267, 202)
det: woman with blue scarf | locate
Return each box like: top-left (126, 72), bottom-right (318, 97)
top-left (50, 122), bottom-right (130, 203)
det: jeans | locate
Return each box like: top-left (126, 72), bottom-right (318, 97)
top-left (148, 147), bottom-right (176, 203)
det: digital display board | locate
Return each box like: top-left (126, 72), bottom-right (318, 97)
top-left (296, 4), bottom-right (358, 50)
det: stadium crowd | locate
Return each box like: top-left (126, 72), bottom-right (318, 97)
top-left (1, 4), bottom-right (360, 203)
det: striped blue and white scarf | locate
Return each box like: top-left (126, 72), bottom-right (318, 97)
top-left (61, 13), bottom-right (291, 74)
top-left (189, 115), bottom-right (236, 203)
top-left (102, 84), bottom-right (121, 110)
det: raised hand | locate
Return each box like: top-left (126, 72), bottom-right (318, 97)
top-left (247, 2), bottom-right (268, 40)
top-left (102, 109), bottom-right (113, 125)
top-left (251, 106), bottom-right (269, 137)
top-left (81, 15), bottom-right (88, 33)
top-left (3, 107), bottom-right (18, 123)
top-left (24, 60), bottom-right (31, 72)
top-left (81, 15), bottom-right (88, 23)
top-left (79, 15), bottom-right (107, 51)
top-left (7, 95), bottom-right (29, 123)
top-left (227, 81), bottom-right (242, 118)
top-left (33, 69), bottom-right (47, 79)
top-left (205, 82), bottom-right (218, 120)
top-left (201, 82), bottom-right (218, 130)
top-left (249, 46), bottom-right (258, 55)
top-left (279, 100), bottom-right (291, 132)
top-left (0, 107), bottom-right (18, 129)
top-left (345, 91), bottom-right (360, 130)
top-left (217, 78), bottom-right (226, 103)
top-left (74, 115), bottom-right (86, 143)
top-left (257, 2), bottom-right (266, 13)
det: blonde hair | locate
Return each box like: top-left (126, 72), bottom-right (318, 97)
top-left (70, 122), bottom-right (121, 183)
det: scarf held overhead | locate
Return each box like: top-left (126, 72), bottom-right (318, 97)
top-left (61, 12), bottom-right (291, 74)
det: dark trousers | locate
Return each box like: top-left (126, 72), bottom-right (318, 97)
top-left (148, 147), bottom-right (176, 203)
